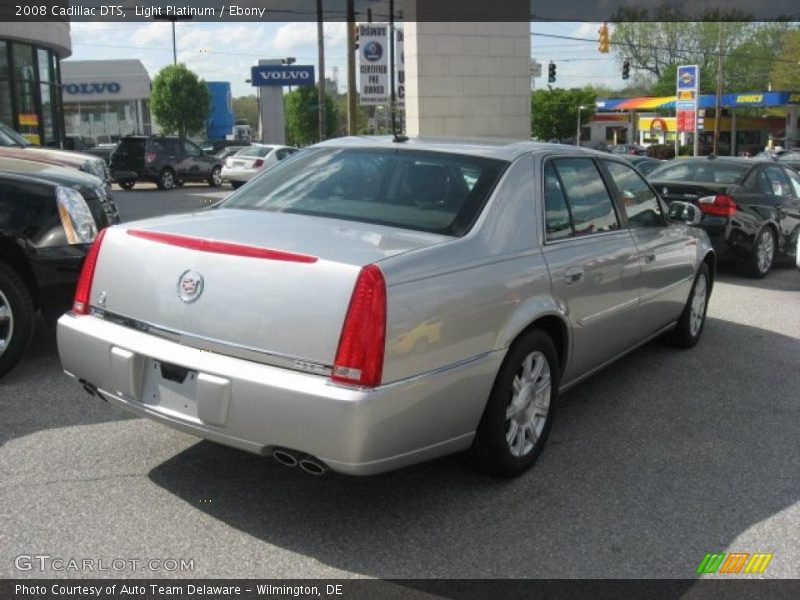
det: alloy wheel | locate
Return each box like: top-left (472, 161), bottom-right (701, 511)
top-left (689, 273), bottom-right (707, 337)
top-left (0, 289), bottom-right (13, 358)
top-left (756, 229), bottom-right (775, 274)
top-left (505, 351), bottom-right (551, 457)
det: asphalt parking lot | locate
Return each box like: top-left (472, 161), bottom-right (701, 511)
top-left (1, 183), bottom-right (798, 579)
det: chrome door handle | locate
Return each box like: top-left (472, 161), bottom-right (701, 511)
top-left (564, 266), bottom-right (584, 284)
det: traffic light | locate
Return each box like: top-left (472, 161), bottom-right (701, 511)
top-left (622, 60), bottom-right (631, 80)
top-left (598, 23), bottom-right (610, 53)
top-left (548, 61), bottom-right (556, 83)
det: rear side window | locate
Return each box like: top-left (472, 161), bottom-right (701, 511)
top-left (222, 148), bottom-right (507, 236)
top-left (603, 160), bottom-right (664, 228)
top-left (649, 161), bottom-right (749, 184)
top-left (118, 138), bottom-right (146, 155)
top-left (760, 165), bottom-right (791, 196)
top-left (238, 146), bottom-right (271, 158)
top-left (544, 158), bottom-right (620, 238)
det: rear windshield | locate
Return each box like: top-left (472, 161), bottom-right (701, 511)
top-left (221, 148), bottom-right (508, 236)
top-left (117, 138), bottom-right (146, 154)
top-left (237, 146), bottom-right (272, 158)
top-left (648, 161), bottom-right (750, 184)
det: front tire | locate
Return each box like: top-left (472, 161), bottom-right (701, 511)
top-left (0, 262), bottom-right (35, 379)
top-left (118, 180), bottom-right (135, 190)
top-left (471, 329), bottom-right (559, 478)
top-left (230, 181), bottom-right (244, 189)
top-left (741, 227), bottom-right (775, 279)
top-left (207, 166), bottom-right (222, 187)
top-left (664, 263), bottom-right (710, 348)
top-left (157, 168), bottom-right (176, 191)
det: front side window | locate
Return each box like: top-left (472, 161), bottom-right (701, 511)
top-left (549, 157), bottom-right (620, 236)
top-left (603, 160), bottom-right (664, 228)
top-left (182, 140), bottom-right (201, 156)
top-left (222, 148), bottom-right (507, 236)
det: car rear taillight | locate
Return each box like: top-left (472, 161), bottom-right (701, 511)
top-left (253, 159), bottom-right (264, 168)
top-left (145, 152), bottom-right (157, 163)
top-left (698, 194), bottom-right (737, 217)
top-left (332, 264), bottom-right (387, 388)
top-left (72, 228), bottom-right (108, 315)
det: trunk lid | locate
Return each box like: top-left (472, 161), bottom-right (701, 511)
top-left (651, 180), bottom-right (730, 205)
top-left (90, 208), bottom-right (448, 368)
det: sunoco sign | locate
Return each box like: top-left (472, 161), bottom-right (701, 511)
top-left (250, 65), bottom-right (315, 87)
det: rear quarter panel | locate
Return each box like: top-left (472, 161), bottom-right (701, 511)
top-left (379, 154), bottom-right (564, 384)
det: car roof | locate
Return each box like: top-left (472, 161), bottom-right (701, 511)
top-left (313, 136), bottom-right (608, 161)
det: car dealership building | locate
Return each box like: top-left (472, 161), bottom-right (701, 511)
top-left (0, 22), bottom-right (71, 146)
top-left (61, 59), bottom-right (155, 143)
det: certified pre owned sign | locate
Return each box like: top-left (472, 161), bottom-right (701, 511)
top-left (64, 82), bottom-right (121, 95)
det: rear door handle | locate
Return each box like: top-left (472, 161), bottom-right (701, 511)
top-left (642, 253), bottom-right (656, 264)
top-left (563, 266), bottom-right (584, 284)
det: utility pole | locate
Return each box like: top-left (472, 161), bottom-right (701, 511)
top-left (576, 106), bottom-right (584, 146)
top-left (712, 22), bottom-right (725, 155)
top-left (389, 0), bottom-right (398, 138)
top-left (316, 0), bottom-right (326, 141)
top-left (346, 0), bottom-right (357, 135)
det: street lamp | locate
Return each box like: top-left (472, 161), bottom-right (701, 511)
top-left (576, 105), bottom-right (586, 147)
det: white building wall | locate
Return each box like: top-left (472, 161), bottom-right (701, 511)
top-left (405, 22), bottom-right (531, 138)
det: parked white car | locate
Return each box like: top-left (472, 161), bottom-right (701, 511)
top-left (221, 144), bottom-right (298, 188)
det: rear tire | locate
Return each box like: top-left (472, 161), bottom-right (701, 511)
top-left (740, 226), bottom-right (775, 279)
top-left (230, 181), bottom-right (244, 189)
top-left (664, 263), bottom-right (710, 348)
top-left (0, 262), bottom-right (35, 379)
top-left (207, 166), bottom-right (222, 187)
top-left (157, 168), bottom-right (176, 191)
top-left (118, 181), bottom-right (135, 190)
top-left (470, 329), bottom-right (559, 478)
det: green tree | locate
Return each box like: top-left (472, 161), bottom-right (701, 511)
top-left (284, 86), bottom-right (340, 146)
top-left (531, 88), bottom-right (597, 141)
top-left (150, 64), bottom-right (210, 137)
top-left (770, 30), bottom-right (800, 90)
top-left (232, 95), bottom-right (259, 131)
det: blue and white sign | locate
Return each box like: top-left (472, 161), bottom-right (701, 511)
top-left (677, 65), bottom-right (699, 91)
top-left (250, 65), bottom-right (315, 87)
top-left (64, 82), bottom-right (121, 95)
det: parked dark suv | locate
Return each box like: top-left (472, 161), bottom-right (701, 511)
top-left (0, 156), bottom-right (120, 377)
top-left (110, 136), bottom-right (223, 190)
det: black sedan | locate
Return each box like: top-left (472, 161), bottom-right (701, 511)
top-left (0, 156), bottom-right (119, 377)
top-left (776, 150), bottom-right (800, 173)
top-left (621, 155), bottom-right (663, 176)
top-left (648, 157), bottom-right (800, 277)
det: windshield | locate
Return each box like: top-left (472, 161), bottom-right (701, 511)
top-left (221, 147), bottom-right (508, 236)
top-left (648, 161), bottom-right (750, 184)
top-left (0, 123), bottom-right (31, 147)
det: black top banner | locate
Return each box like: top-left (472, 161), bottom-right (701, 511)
top-left (2, 0), bottom-right (799, 22)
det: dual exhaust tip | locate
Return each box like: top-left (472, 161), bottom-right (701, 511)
top-left (272, 448), bottom-right (328, 475)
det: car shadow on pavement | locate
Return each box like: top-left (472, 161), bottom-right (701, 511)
top-left (148, 317), bottom-right (799, 579)
top-left (0, 316), bottom-right (136, 447)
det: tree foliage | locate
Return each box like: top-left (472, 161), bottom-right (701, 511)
top-left (284, 86), bottom-right (341, 146)
top-left (232, 95), bottom-right (259, 131)
top-left (150, 64), bottom-right (210, 137)
top-left (531, 88), bottom-right (598, 141)
top-left (770, 30), bottom-right (800, 91)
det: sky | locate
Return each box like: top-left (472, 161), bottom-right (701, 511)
top-left (67, 21), bottom-right (625, 98)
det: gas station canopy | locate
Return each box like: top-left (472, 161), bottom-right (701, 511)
top-left (596, 91), bottom-right (800, 111)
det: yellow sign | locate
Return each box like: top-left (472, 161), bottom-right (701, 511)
top-left (678, 91), bottom-right (694, 100)
top-left (735, 94), bottom-right (764, 104)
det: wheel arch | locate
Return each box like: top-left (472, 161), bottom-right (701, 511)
top-left (497, 304), bottom-right (570, 377)
top-left (0, 238), bottom-right (39, 308)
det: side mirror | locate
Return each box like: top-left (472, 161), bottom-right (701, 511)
top-left (668, 201), bottom-right (702, 225)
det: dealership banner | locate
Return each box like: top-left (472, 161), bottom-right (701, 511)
top-left (396, 29), bottom-right (405, 108)
top-left (358, 23), bottom-right (389, 106)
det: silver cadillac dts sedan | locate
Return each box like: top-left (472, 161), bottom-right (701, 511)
top-left (57, 137), bottom-right (715, 477)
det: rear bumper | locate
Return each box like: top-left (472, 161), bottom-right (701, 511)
top-left (221, 167), bottom-right (258, 183)
top-left (57, 314), bottom-right (501, 475)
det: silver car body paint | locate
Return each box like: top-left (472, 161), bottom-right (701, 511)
top-left (57, 137), bottom-right (714, 475)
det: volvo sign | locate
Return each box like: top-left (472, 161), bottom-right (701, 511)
top-left (250, 65), bottom-right (315, 87)
top-left (63, 82), bottom-right (121, 95)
